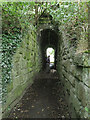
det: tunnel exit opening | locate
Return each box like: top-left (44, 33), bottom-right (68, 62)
top-left (46, 47), bottom-right (55, 69)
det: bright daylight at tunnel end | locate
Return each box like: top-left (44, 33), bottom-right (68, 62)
top-left (1, 1), bottom-right (90, 119)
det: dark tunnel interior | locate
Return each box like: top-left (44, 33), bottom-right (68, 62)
top-left (39, 29), bottom-right (59, 70)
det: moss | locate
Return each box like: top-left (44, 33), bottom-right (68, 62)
top-left (84, 50), bottom-right (90, 53)
top-left (7, 81), bottom-right (13, 93)
top-left (2, 79), bottom-right (33, 118)
top-left (2, 24), bottom-right (42, 117)
top-left (24, 56), bottom-right (26, 59)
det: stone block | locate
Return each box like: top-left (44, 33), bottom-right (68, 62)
top-left (75, 80), bottom-right (79, 97)
top-left (0, 53), bottom-right (2, 63)
top-left (26, 51), bottom-right (31, 61)
top-left (64, 90), bottom-right (70, 103)
top-left (20, 73), bottom-right (29, 85)
top-left (13, 62), bottom-right (20, 75)
top-left (85, 88), bottom-right (90, 107)
top-left (0, 103), bottom-right (2, 120)
top-left (69, 65), bottom-right (76, 76)
top-left (83, 68), bottom-right (90, 87)
top-left (16, 63), bottom-right (21, 75)
top-left (11, 69), bottom-right (18, 81)
top-left (19, 57), bottom-right (25, 70)
top-left (18, 48), bottom-right (23, 55)
top-left (13, 51), bottom-right (20, 63)
top-left (72, 94), bottom-right (81, 113)
top-left (74, 53), bottom-right (90, 67)
top-left (76, 83), bottom-right (90, 111)
top-left (78, 82), bottom-right (86, 106)
top-left (69, 58), bottom-right (73, 63)
top-left (65, 79), bottom-right (71, 93)
top-left (20, 69), bottom-right (28, 77)
top-left (0, 91), bottom-right (2, 102)
top-left (69, 91), bottom-right (81, 117)
top-left (71, 85), bottom-right (75, 94)
top-left (13, 76), bottom-right (21, 89)
top-left (75, 67), bottom-right (83, 81)
top-left (62, 59), bottom-right (71, 71)
top-left (62, 69), bottom-right (75, 86)
top-left (69, 47), bottom-right (76, 58)
top-left (68, 97), bottom-right (77, 118)
top-left (69, 89), bottom-right (75, 105)
top-left (79, 106), bottom-right (85, 118)
top-left (21, 59), bottom-right (27, 69)
top-left (60, 74), bottom-right (65, 83)
top-left (63, 40), bottom-right (70, 49)
top-left (68, 74), bottom-right (75, 87)
top-left (62, 55), bottom-right (67, 60)
top-left (70, 64), bottom-right (83, 81)
top-left (62, 69), bottom-right (69, 80)
top-left (64, 79), bottom-right (68, 90)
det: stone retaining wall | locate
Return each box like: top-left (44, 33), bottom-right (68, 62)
top-left (2, 26), bottom-right (42, 118)
top-left (0, 38), bottom-right (2, 120)
top-left (57, 30), bottom-right (90, 118)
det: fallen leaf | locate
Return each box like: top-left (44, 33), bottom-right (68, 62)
top-left (61, 115), bottom-right (65, 118)
top-left (42, 109), bottom-right (44, 112)
top-left (31, 105), bottom-right (35, 108)
top-left (37, 112), bottom-right (40, 114)
top-left (17, 108), bottom-right (20, 111)
top-left (13, 113), bottom-right (16, 115)
top-left (21, 111), bottom-right (24, 113)
top-left (24, 110), bottom-right (29, 112)
top-left (27, 97), bottom-right (29, 100)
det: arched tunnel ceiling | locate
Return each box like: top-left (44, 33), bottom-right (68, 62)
top-left (37, 9), bottom-right (59, 51)
top-left (40, 29), bottom-right (58, 50)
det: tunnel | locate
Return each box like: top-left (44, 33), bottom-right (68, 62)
top-left (39, 29), bottom-right (59, 70)
top-left (1, 2), bottom-right (90, 119)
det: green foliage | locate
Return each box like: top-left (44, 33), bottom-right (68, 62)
top-left (2, 2), bottom-right (36, 34)
top-left (2, 33), bottom-right (22, 104)
top-left (84, 49), bottom-right (90, 53)
top-left (85, 107), bottom-right (90, 113)
top-left (2, 2), bottom-right (42, 104)
top-left (2, 1), bottom-right (37, 84)
top-left (2, 33), bottom-right (22, 82)
top-left (2, 2), bottom-right (30, 103)
top-left (48, 49), bottom-right (54, 56)
top-left (48, 2), bottom-right (88, 25)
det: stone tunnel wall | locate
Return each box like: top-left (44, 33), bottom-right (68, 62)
top-left (2, 26), bottom-right (42, 117)
top-left (57, 28), bottom-right (90, 118)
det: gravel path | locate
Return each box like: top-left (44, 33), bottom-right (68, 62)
top-left (8, 70), bottom-right (70, 119)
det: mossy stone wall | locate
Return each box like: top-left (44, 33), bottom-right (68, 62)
top-left (0, 41), bottom-right (2, 120)
top-left (57, 27), bottom-right (90, 118)
top-left (2, 26), bottom-right (42, 118)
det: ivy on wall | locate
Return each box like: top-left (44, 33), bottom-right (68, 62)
top-left (2, 2), bottom-right (36, 104)
top-left (2, 33), bottom-right (22, 103)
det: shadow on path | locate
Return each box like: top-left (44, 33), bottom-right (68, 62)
top-left (8, 70), bottom-right (70, 119)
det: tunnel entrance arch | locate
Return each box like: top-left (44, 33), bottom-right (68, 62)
top-left (38, 28), bottom-right (59, 70)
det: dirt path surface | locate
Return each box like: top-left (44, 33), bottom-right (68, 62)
top-left (8, 70), bottom-right (70, 119)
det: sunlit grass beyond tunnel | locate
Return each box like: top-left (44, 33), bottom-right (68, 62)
top-left (46, 48), bottom-right (55, 63)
